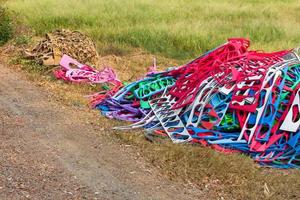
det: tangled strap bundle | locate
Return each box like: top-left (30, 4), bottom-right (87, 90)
top-left (94, 38), bottom-right (300, 168)
top-left (55, 54), bottom-right (122, 106)
top-left (55, 55), bottom-right (120, 84)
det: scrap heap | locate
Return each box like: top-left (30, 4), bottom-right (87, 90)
top-left (57, 38), bottom-right (300, 168)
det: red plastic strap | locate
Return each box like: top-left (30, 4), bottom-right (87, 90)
top-left (90, 82), bottom-right (123, 107)
top-left (164, 38), bottom-right (289, 110)
top-left (250, 84), bottom-right (300, 152)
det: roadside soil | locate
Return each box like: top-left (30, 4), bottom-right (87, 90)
top-left (0, 61), bottom-right (207, 199)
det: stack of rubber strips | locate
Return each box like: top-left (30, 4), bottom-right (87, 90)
top-left (56, 38), bottom-right (300, 169)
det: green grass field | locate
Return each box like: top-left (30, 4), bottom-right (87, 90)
top-left (4, 0), bottom-right (300, 199)
top-left (6, 0), bottom-right (300, 60)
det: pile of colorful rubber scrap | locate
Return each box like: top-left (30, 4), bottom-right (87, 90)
top-left (94, 38), bottom-right (300, 169)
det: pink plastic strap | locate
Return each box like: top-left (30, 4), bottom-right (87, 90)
top-left (55, 54), bottom-right (120, 84)
top-left (60, 54), bottom-right (85, 70)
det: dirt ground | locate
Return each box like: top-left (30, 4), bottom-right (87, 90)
top-left (0, 62), bottom-right (208, 199)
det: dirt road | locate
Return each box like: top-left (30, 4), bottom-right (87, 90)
top-left (0, 63), bottom-right (206, 200)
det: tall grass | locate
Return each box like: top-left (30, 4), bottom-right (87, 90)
top-left (0, 5), bottom-right (13, 45)
top-left (6, 0), bottom-right (300, 60)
